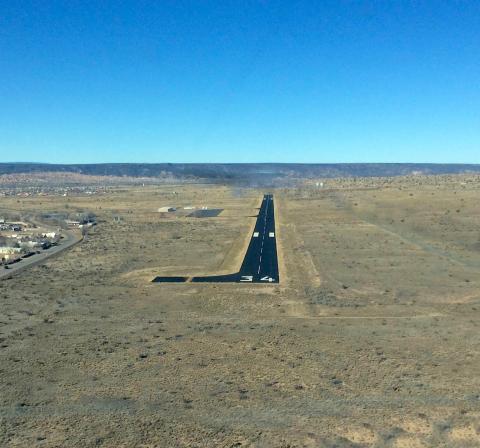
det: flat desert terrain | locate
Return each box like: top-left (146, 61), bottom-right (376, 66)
top-left (1, 175), bottom-right (480, 447)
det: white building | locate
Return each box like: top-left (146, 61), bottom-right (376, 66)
top-left (0, 247), bottom-right (23, 255)
top-left (65, 220), bottom-right (81, 227)
top-left (157, 206), bottom-right (176, 213)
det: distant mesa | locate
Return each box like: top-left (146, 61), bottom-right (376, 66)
top-left (2, 163), bottom-right (480, 186)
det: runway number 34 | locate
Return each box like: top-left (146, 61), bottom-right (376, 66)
top-left (261, 276), bottom-right (275, 282)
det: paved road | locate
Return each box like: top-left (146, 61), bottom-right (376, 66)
top-left (153, 194), bottom-right (279, 284)
top-left (0, 230), bottom-right (83, 280)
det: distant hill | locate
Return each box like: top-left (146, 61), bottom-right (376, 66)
top-left (1, 163), bottom-right (479, 185)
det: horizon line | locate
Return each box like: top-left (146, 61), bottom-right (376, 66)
top-left (2, 161), bottom-right (480, 166)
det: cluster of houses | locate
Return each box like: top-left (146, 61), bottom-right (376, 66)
top-left (0, 186), bottom-right (108, 198)
top-left (0, 221), bottom-right (60, 265)
top-left (0, 218), bottom-right (22, 232)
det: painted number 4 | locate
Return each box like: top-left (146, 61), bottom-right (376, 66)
top-left (261, 276), bottom-right (275, 282)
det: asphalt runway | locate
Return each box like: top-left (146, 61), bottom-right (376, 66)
top-left (153, 194), bottom-right (279, 284)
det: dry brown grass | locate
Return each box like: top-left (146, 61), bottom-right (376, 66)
top-left (1, 176), bottom-right (479, 447)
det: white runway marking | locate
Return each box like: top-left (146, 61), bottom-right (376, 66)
top-left (269, 232), bottom-right (275, 237)
top-left (253, 232), bottom-right (259, 237)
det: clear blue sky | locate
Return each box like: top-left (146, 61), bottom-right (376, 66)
top-left (1, 1), bottom-right (479, 163)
